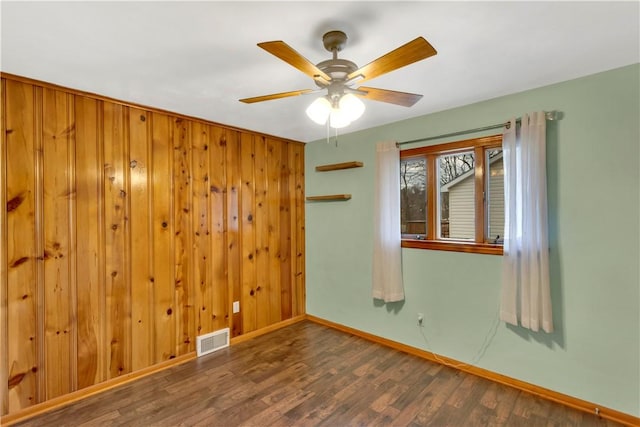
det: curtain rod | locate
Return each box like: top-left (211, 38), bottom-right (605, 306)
top-left (396, 111), bottom-right (559, 147)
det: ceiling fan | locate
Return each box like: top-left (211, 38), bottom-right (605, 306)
top-left (239, 30), bottom-right (437, 128)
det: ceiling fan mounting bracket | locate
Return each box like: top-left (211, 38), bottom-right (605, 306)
top-left (322, 30), bottom-right (348, 53)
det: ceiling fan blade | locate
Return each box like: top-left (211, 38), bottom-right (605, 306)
top-left (239, 89), bottom-right (313, 104)
top-left (347, 37), bottom-right (437, 83)
top-left (258, 41), bottom-right (331, 81)
top-left (355, 86), bottom-right (423, 107)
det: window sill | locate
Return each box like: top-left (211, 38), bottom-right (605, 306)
top-left (401, 239), bottom-right (503, 255)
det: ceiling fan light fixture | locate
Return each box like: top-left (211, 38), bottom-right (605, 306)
top-left (338, 93), bottom-right (365, 122)
top-left (306, 97), bottom-right (332, 125)
top-left (329, 107), bottom-right (352, 129)
top-left (306, 93), bottom-right (365, 129)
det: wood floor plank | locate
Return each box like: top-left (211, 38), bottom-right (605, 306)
top-left (14, 321), bottom-right (625, 427)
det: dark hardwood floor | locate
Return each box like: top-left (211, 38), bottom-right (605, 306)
top-left (16, 321), bottom-right (622, 426)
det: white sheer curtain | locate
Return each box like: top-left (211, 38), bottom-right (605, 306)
top-left (500, 112), bottom-right (553, 332)
top-left (372, 141), bottom-right (404, 302)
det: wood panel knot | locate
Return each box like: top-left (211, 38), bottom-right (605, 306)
top-left (8, 372), bottom-right (26, 389)
top-left (7, 193), bottom-right (25, 212)
top-left (130, 160), bottom-right (138, 168)
top-left (10, 256), bottom-right (29, 268)
top-left (139, 115), bottom-right (146, 122)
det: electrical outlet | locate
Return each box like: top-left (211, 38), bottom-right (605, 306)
top-left (233, 301), bottom-right (240, 313)
top-left (417, 313), bottom-right (424, 326)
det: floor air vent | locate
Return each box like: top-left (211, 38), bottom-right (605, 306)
top-left (196, 328), bottom-right (229, 357)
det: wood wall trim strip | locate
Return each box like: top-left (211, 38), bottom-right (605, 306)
top-left (34, 85), bottom-right (45, 405)
top-left (122, 107), bottom-right (133, 374)
top-left (0, 352), bottom-right (196, 427)
top-left (0, 77), bottom-right (8, 415)
top-left (103, 103), bottom-right (131, 379)
top-left (43, 88), bottom-right (75, 399)
top-left (75, 95), bottom-right (104, 390)
top-left (226, 131), bottom-right (242, 337)
top-left (67, 91), bottom-right (78, 393)
top-left (288, 145), bottom-right (297, 317)
top-left (128, 108), bottom-right (153, 371)
top-left (96, 100), bottom-right (107, 385)
top-left (0, 72), bottom-right (304, 146)
top-left (254, 136), bottom-right (269, 330)
top-left (173, 117), bottom-right (195, 356)
top-left (305, 315), bottom-right (640, 427)
top-left (240, 133), bottom-right (257, 334)
top-left (266, 139), bottom-right (283, 324)
top-left (279, 145), bottom-right (292, 320)
top-left (294, 145), bottom-right (305, 316)
top-left (209, 125), bottom-right (228, 333)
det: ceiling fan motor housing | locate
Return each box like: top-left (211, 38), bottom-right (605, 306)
top-left (316, 31), bottom-right (360, 102)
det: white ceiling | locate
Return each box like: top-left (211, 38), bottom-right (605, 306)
top-left (1, 1), bottom-right (638, 143)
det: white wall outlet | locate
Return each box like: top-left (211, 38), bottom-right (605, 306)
top-left (233, 301), bottom-right (240, 313)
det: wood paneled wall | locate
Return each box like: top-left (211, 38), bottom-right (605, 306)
top-left (0, 75), bottom-right (305, 417)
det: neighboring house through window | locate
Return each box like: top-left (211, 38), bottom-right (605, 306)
top-left (400, 135), bottom-right (504, 255)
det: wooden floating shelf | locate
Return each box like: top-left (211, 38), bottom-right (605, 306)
top-left (306, 194), bottom-right (352, 201)
top-left (315, 161), bottom-right (363, 172)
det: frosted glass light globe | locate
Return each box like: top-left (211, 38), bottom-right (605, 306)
top-left (338, 94), bottom-right (365, 122)
top-left (305, 97), bottom-right (331, 125)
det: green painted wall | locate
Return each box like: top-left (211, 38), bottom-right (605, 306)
top-left (305, 64), bottom-right (640, 416)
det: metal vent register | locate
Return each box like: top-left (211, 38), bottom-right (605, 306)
top-left (196, 328), bottom-right (229, 357)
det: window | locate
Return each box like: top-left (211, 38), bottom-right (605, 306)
top-left (400, 135), bottom-right (504, 255)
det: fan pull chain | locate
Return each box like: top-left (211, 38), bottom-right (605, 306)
top-left (325, 120), bottom-right (330, 145)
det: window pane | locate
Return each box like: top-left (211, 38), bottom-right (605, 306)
top-left (400, 158), bottom-right (426, 237)
top-left (486, 148), bottom-right (504, 243)
top-left (438, 151), bottom-right (475, 240)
